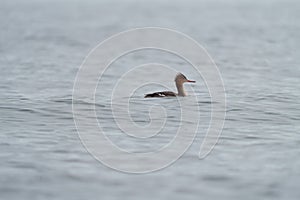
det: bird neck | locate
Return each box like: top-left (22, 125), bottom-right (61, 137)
top-left (176, 82), bottom-right (186, 96)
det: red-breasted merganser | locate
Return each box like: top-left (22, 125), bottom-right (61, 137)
top-left (144, 73), bottom-right (195, 98)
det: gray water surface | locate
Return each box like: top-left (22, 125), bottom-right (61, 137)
top-left (1, 0), bottom-right (300, 199)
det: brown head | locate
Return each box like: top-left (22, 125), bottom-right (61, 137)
top-left (174, 73), bottom-right (196, 85)
top-left (174, 73), bottom-right (196, 96)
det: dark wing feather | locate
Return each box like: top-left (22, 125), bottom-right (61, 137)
top-left (144, 91), bottom-right (176, 98)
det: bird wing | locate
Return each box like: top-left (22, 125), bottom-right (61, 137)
top-left (144, 91), bottom-right (176, 98)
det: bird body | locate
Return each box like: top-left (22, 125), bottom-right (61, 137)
top-left (144, 73), bottom-right (195, 98)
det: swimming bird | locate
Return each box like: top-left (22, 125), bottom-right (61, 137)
top-left (144, 73), bottom-right (195, 98)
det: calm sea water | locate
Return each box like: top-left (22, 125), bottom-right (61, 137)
top-left (1, 0), bottom-right (300, 199)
